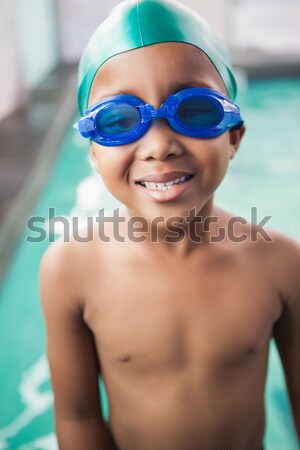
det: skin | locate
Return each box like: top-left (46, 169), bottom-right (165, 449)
top-left (40, 43), bottom-right (300, 450)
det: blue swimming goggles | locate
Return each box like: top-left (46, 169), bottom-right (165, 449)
top-left (74, 87), bottom-right (243, 146)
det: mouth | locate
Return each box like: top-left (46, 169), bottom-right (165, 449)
top-left (135, 171), bottom-right (194, 188)
top-left (135, 172), bottom-right (194, 203)
top-left (136, 174), bottom-right (193, 190)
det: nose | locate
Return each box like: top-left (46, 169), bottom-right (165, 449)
top-left (135, 119), bottom-right (184, 161)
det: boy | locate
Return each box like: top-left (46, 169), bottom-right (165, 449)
top-left (39, 1), bottom-right (300, 449)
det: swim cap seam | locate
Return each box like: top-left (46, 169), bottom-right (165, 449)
top-left (136, 0), bottom-right (145, 46)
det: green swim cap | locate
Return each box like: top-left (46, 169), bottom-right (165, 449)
top-left (77, 0), bottom-right (237, 115)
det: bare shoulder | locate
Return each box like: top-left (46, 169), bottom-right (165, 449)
top-left (217, 206), bottom-right (300, 306)
top-left (260, 226), bottom-right (300, 265)
top-left (39, 234), bottom-right (93, 313)
top-left (40, 236), bottom-right (82, 287)
top-left (266, 227), bottom-right (300, 249)
top-left (259, 227), bottom-right (300, 307)
top-left (39, 222), bottom-right (109, 309)
top-left (39, 239), bottom-right (77, 323)
top-left (245, 224), bottom-right (300, 307)
top-left (40, 235), bottom-right (77, 273)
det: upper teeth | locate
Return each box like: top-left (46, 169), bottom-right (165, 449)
top-left (141, 176), bottom-right (190, 190)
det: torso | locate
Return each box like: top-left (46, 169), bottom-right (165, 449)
top-left (75, 208), bottom-right (283, 450)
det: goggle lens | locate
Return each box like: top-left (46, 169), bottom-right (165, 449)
top-left (176, 97), bottom-right (223, 128)
top-left (95, 103), bottom-right (140, 135)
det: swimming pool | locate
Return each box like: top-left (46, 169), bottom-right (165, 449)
top-left (0, 78), bottom-right (299, 450)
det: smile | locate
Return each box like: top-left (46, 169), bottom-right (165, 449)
top-left (138, 175), bottom-right (193, 190)
top-left (135, 173), bottom-right (194, 203)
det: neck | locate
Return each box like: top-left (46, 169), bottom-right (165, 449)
top-left (122, 197), bottom-right (222, 257)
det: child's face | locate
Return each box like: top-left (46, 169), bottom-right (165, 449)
top-left (89, 42), bottom-right (245, 222)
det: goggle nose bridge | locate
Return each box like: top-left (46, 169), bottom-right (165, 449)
top-left (139, 97), bottom-right (177, 123)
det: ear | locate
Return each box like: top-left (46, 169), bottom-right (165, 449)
top-left (229, 125), bottom-right (246, 160)
top-left (90, 142), bottom-right (100, 172)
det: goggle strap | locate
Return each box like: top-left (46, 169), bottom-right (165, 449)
top-left (230, 120), bottom-right (244, 131)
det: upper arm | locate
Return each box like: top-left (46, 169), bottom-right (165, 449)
top-left (39, 239), bottom-right (102, 421)
top-left (272, 233), bottom-right (300, 404)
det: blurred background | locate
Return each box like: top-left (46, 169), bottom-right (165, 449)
top-left (0, 0), bottom-right (299, 449)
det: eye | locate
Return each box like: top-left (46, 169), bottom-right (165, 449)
top-left (95, 103), bottom-right (140, 135)
top-left (176, 97), bottom-right (223, 127)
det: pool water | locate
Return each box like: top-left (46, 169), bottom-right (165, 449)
top-left (0, 78), bottom-right (299, 450)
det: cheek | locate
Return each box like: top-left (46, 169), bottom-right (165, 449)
top-left (196, 135), bottom-right (230, 188)
top-left (92, 145), bottom-right (134, 199)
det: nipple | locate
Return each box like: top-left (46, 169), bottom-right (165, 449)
top-left (119, 354), bottom-right (131, 363)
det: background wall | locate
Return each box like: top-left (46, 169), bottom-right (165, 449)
top-left (0, 1), bottom-right (21, 120)
top-left (15, 0), bottom-right (59, 88)
top-left (57, 0), bottom-right (233, 63)
top-left (0, 0), bottom-right (59, 120)
top-left (56, 0), bottom-right (300, 65)
top-left (232, 0), bottom-right (300, 55)
top-left (57, 0), bottom-right (121, 63)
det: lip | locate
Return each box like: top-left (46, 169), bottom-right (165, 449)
top-left (135, 174), bottom-right (194, 203)
top-left (135, 171), bottom-right (193, 184)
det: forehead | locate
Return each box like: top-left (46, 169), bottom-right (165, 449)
top-left (89, 42), bottom-right (227, 106)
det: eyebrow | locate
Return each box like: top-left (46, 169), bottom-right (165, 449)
top-left (169, 81), bottom-right (211, 93)
top-left (99, 81), bottom-right (212, 99)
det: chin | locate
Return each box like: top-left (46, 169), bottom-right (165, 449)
top-left (132, 202), bottom-right (202, 226)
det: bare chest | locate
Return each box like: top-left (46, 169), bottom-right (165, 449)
top-left (83, 249), bottom-right (282, 375)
